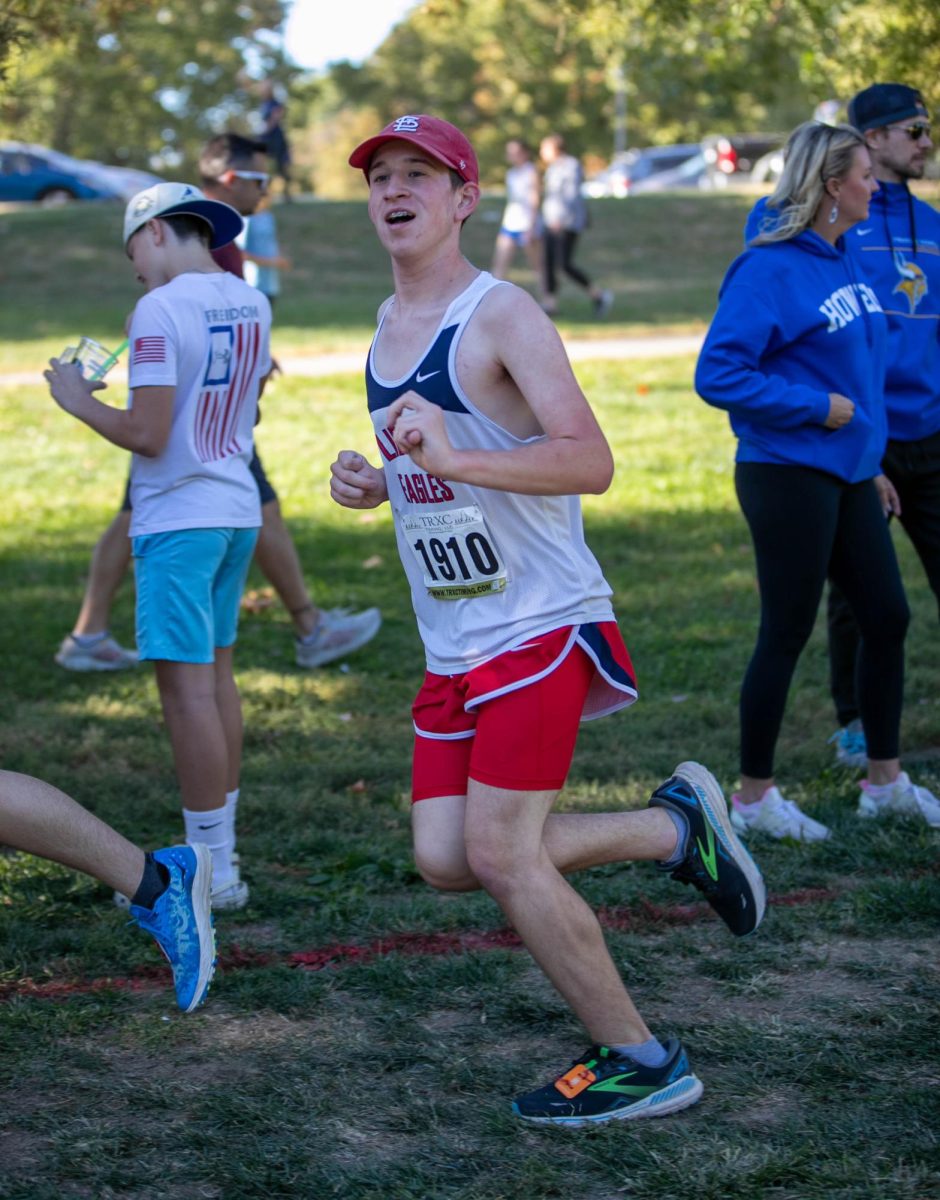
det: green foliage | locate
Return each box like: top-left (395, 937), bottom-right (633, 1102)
top-left (0, 0), bottom-right (293, 173)
top-left (309, 0), bottom-right (940, 186)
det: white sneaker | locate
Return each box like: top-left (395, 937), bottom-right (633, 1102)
top-left (210, 873), bottom-right (249, 911)
top-left (55, 633), bottom-right (139, 672)
top-left (730, 787), bottom-right (831, 842)
top-left (295, 606), bottom-right (381, 668)
top-left (858, 772), bottom-right (940, 828)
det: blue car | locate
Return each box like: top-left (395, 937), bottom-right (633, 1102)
top-left (0, 141), bottom-right (161, 204)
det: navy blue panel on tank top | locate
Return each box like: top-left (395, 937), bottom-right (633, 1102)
top-left (366, 323), bottom-right (470, 415)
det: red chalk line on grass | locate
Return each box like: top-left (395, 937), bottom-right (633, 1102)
top-left (0, 887), bottom-right (839, 1002)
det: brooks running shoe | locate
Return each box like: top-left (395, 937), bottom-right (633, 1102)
top-left (512, 1040), bottom-right (702, 1128)
top-left (650, 761), bottom-right (766, 936)
top-left (130, 844), bottom-right (216, 1012)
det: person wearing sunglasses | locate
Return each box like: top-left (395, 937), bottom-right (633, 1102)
top-left (818, 86), bottom-right (940, 807)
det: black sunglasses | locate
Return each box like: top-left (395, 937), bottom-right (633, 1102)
top-left (887, 123), bottom-right (931, 141)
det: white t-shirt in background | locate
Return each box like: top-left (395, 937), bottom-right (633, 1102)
top-left (127, 271), bottom-right (272, 537)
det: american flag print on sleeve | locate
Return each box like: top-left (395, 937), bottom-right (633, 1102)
top-left (194, 321), bottom-right (263, 463)
top-left (133, 336), bottom-right (166, 365)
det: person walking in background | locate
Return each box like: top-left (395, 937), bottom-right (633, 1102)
top-left (697, 120), bottom-right (940, 842)
top-left (1, 770), bottom-right (215, 1013)
top-left (332, 113), bottom-right (765, 1128)
top-left (258, 80), bottom-right (292, 200)
top-left (240, 189), bottom-right (292, 309)
top-left (539, 133), bottom-right (612, 318)
top-left (820, 85), bottom-right (940, 781)
top-left (491, 138), bottom-right (542, 295)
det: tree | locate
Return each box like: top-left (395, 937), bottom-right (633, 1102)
top-left (316, 0), bottom-right (938, 186)
top-left (0, 0), bottom-right (293, 174)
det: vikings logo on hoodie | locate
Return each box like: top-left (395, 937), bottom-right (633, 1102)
top-left (892, 251), bottom-right (928, 315)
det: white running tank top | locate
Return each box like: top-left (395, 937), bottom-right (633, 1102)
top-left (366, 271), bottom-right (615, 674)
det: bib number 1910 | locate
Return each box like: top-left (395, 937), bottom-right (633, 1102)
top-left (401, 506), bottom-right (507, 600)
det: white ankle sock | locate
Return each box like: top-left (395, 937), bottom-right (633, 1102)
top-left (183, 805), bottom-right (234, 887)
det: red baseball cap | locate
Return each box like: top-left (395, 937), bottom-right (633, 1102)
top-left (349, 114), bottom-right (479, 185)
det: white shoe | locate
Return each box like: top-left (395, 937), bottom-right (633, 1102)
top-left (730, 787), bottom-right (831, 842)
top-left (55, 633), bottom-right (139, 672)
top-left (858, 772), bottom-right (940, 828)
top-left (209, 874), bottom-right (249, 911)
top-left (295, 606), bottom-right (381, 668)
top-left (593, 288), bottom-right (614, 317)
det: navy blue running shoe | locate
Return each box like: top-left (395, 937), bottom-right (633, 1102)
top-left (650, 761), bottom-right (766, 936)
top-left (512, 1040), bottom-right (703, 1128)
top-left (130, 843), bottom-right (216, 1012)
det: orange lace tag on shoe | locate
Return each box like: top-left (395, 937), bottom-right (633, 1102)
top-left (555, 1063), bottom-right (596, 1098)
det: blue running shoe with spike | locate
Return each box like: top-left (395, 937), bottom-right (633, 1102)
top-left (649, 761), bottom-right (766, 937)
top-left (130, 844), bottom-right (216, 1012)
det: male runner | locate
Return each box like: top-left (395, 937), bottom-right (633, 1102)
top-left (330, 114), bottom-right (765, 1127)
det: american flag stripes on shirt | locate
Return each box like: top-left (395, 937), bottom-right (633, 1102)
top-left (133, 336), bottom-right (166, 365)
top-left (194, 321), bottom-right (262, 463)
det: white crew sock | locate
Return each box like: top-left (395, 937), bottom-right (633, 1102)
top-left (183, 805), bottom-right (234, 888)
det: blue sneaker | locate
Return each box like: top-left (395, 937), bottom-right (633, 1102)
top-left (649, 761), bottom-right (766, 937)
top-left (829, 719), bottom-right (867, 768)
top-left (130, 844), bottom-right (216, 1013)
top-left (512, 1040), bottom-right (703, 1127)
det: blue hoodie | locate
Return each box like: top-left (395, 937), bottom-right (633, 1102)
top-left (745, 186), bottom-right (940, 441)
top-left (848, 182), bottom-right (940, 441)
top-left (696, 229), bottom-right (887, 482)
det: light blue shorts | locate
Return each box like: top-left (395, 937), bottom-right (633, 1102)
top-left (133, 527), bottom-right (259, 663)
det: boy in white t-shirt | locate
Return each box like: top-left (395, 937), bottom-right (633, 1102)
top-left (45, 182), bottom-right (272, 911)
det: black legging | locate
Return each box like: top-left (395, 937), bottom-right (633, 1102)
top-left (543, 230), bottom-right (592, 297)
top-left (827, 427), bottom-right (940, 725)
top-left (735, 462), bottom-right (910, 777)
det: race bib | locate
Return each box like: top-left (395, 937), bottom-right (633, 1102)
top-left (401, 505), bottom-right (507, 600)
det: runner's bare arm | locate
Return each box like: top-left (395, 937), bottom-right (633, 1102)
top-left (387, 287), bottom-right (613, 496)
top-left (45, 359), bottom-right (174, 457)
top-left (330, 450), bottom-right (389, 509)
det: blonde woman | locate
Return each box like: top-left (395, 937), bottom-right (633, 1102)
top-left (697, 121), bottom-right (939, 841)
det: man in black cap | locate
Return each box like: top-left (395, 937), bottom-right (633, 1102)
top-left (825, 84), bottom-right (940, 825)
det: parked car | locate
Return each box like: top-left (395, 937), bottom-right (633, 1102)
top-left (700, 133), bottom-right (785, 187)
top-left (583, 144), bottom-right (700, 198)
top-left (750, 147), bottom-right (786, 185)
top-left (629, 150), bottom-right (711, 194)
top-left (0, 142), bottom-right (161, 204)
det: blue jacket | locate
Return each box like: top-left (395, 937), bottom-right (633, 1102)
top-left (696, 229), bottom-right (887, 482)
top-left (745, 187), bottom-right (940, 442)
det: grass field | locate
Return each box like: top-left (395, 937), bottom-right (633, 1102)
top-left (1, 195), bottom-right (939, 1199)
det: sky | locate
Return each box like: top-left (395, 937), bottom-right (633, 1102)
top-left (283, 0), bottom-right (418, 72)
